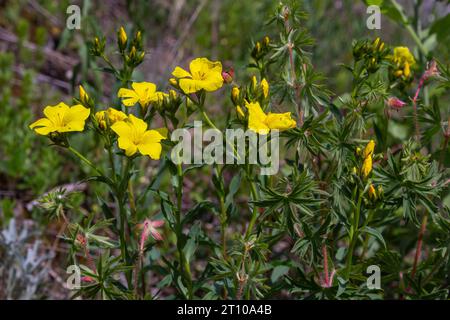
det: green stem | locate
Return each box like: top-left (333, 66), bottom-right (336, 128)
top-left (345, 190), bottom-right (363, 278)
top-left (244, 168), bottom-right (259, 240)
top-left (175, 162), bottom-right (193, 298)
top-left (68, 146), bottom-right (104, 176)
top-left (389, 0), bottom-right (429, 57)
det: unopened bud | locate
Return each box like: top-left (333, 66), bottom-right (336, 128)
top-left (231, 86), bottom-right (240, 105)
top-left (260, 78), bottom-right (269, 98)
top-left (263, 36), bottom-right (270, 48)
top-left (118, 26), bottom-right (128, 51)
top-left (222, 68), bottom-right (234, 84)
top-left (387, 97), bottom-right (407, 110)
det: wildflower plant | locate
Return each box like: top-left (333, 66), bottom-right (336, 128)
top-left (28, 2), bottom-right (450, 300)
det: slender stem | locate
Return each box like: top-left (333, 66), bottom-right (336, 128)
top-left (389, 0), bottom-right (429, 57)
top-left (244, 169), bottom-right (259, 240)
top-left (107, 145), bottom-right (117, 181)
top-left (345, 190), bottom-right (363, 277)
top-left (67, 146), bottom-right (104, 176)
top-left (322, 244), bottom-right (329, 285)
top-left (175, 162), bottom-right (193, 298)
top-left (284, 16), bottom-right (303, 126)
top-left (411, 213), bottom-right (428, 279)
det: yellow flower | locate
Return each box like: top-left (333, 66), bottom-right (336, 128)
top-left (391, 47), bottom-right (415, 78)
top-left (118, 82), bottom-right (163, 108)
top-left (260, 78), bottom-right (269, 98)
top-left (172, 57), bottom-right (223, 94)
top-left (111, 114), bottom-right (165, 159)
top-left (392, 47), bottom-right (415, 66)
top-left (95, 108), bottom-right (127, 129)
top-left (362, 155), bottom-right (373, 179)
top-left (363, 140), bottom-right (375, 159)
top-left (247, 101), bottom-right (296, 134)
top-left (29, 102), bottom-right (90, 135)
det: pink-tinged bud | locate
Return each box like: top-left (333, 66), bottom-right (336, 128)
top-left (387, 97), bottom-right (407, 110)
top-left (81, 276), bottom-right (94, 282)
top-left (424, 60), bottom-right (439, 80)
top-left (222, 67), bottom-right (234, 84)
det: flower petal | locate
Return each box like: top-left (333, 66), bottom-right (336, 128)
top-left (189, 57), bottom-right (222, 77)
top-left (111, 121), bottom-right (132, 139)
top-left (266, 112), bottom-right (296, 131)
top-left (29, 118), bottom-right (54, 135)
top-left (63, 104), bottom-right (90, 123)
top-left (118, 88), bottom-right (139, 106)
top-left (118, 137), bottom-right (138, 156)
top-left (172, 66), bottom-right (191, 79)
top-left (138, 142), bottom-right (162, 160)
top-left (43, 102), bottom-right (70, 122)
top-left (247, 102), bottom-right (269, 134)
top-left (128, 114), bottom-right (148, 133)
top-left (179, 79), bottom-right (204, 94)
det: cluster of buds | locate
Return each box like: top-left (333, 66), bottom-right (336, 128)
top-left (94, 107), bottom-right (127, 131)
top-left (250, 76), bottom-right (269, 100)
top-left (154, 89), bottom-right (181, 113)
top-left (117, 27), bottom-right (145, 68)
top-left (251, 36), bottom-right (270, 61)
top-left (90, 36), bottom-right (106, 56)
top-left (353, 37), bottom-right (388, 73)
top-left (230, 86), bottom-right (245, 120)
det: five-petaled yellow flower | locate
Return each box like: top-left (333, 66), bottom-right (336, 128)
top-left (172, 57), bottom-right (223, 94)
top-left (29, 102), bottom-right (90, 135)
top-left (246, 101), bottom-right (296, 134)
top-left (111, 114), bottom-right (165, 159)
top-left (95, 108), bottom-right (127, 129)
top-left (118, 82), bottom-right (164, 108)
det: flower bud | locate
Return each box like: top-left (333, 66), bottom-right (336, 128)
top-left (231, 86), bottom-right (240, 105)
top-left (118, 26), bottom-right (128, 52)
top-left (251, 41), bottom-right (262, 59)
top-left (91, 36), bottom-right (105, 56)
top-left (79, 85), bottom-right (89, 105)
top-left (260, 78), bottom-right (269, 98)
top-left (387, 97), bottom-right (406, 110)
top-left (368, 184), bottom-right (377, 200)
top-left (129, 46), bottom-right (137, 60)
top-left (169, 78), bottom-right (178, 87)
top-left (251, 75), bottom-right (258, 93)
top-left (263, 36), bottom-right (270, 48)
top-left (222, 68), bottom-right (234, 84)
